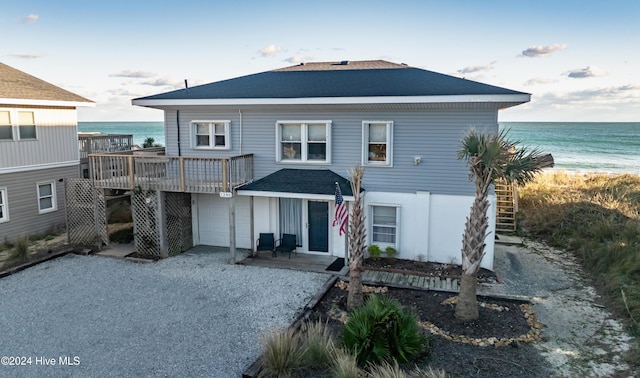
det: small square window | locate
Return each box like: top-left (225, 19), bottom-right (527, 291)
top-left (19, 111), bottom-right (36, 140)
top-left (371, 205), bottom-right (398, 246)
top-left (0, 188), bottom-right (8, 222)
top-left (192, 121), bottom-right (230, 149)
top-left (37, 182), bottom-right (57, 214)
top-left (0, 111), bottom-right (12, 140)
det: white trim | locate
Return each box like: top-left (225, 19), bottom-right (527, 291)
top-left (132, 94), bottom-right (531, 107)
top-left (0, 98), bottom-right (94, 108)
top-left (190, 120), bottom-right (231, 150)
top-left (0, 160), bottom-right (79, 175)
top-left (0, 187), bottom-right (9, 223)
top-left (369, 204), bottom-right (400, 249)
top-left (275, 121), bottom-right (332, 163)
top-left (36, 181), bottom-right (57, 214)
top-left (237, 190), bottom-right (354, 202)
top-left (362, 120), bottom-right (393, 167)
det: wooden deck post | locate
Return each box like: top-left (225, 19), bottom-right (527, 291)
top-left (179, 157), bottom-right (185, 192)
top-left (128, 156), bottom-right (134, 189)
top-left (222, 159), bottom-right (228, 192)
top-left (228, 192), bottom-right (236, 263)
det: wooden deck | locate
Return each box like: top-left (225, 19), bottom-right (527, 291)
top-left (240, 251), bottom-right (347, 275)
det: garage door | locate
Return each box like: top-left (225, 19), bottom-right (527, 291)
top-left (196, 194), bottom-right (251, 249)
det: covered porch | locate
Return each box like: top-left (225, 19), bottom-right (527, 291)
top-left (240, 250), bottom-right (348, 275)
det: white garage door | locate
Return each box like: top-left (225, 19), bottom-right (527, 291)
top-left (196, 194), bottom-right (251, 249)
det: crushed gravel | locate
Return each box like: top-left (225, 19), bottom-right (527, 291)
top-left (0, 247), bottom-right (330, 377)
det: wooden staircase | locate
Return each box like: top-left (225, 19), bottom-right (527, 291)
top-left (495, 180), bottom-right (518, 233)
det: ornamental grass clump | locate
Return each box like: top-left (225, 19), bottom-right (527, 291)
top-left (339, 295), bottom-right (427, 365)
top-left (9, 236), bottom-right (29, 263)
top-left (366, 360), bottom-right (447, 378)
top-left (300, 320), bottom-right (335, 369)
top-left (258, 327), bottom-right (305, 378)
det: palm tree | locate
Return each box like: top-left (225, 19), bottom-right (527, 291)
top-left (347, 165), bottom-right (366, 311)
top-left (455, 129), bottom-right (552, 322)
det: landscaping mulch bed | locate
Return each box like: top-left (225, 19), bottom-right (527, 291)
top-left (304, 281), bottom-right (551, 377)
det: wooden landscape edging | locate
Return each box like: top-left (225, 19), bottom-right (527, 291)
top-left (0, 247), bottom-right (76, 279)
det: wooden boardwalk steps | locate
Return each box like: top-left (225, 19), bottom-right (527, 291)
top-left (362, 270), bottom-right (459, 292)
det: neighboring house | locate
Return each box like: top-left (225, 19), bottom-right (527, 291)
top-left (126, 60), bottom-right (529, 269)
top-left (0, 62), bottom-right (94, 242)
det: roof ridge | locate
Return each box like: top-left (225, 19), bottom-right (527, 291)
top-left (272, 60), bottom-right (410, 72)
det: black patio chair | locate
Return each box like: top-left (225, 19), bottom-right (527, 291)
top-left (275, 233), bottom-right (297, 259)
top-left (256, 233), bottom-right (275, 257)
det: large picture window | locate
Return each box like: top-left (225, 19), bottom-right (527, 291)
top-left (276, 121), bottom-right (331, 163)
top-left (37, 181), bottom-right (56, 214)
top-left (371, 205), bottom-right (398, 246)
top-left (18, 111), bottom-right (36, 140)
top-left (362, 121), bottom-right (393, 166)
top-left (0, 111), bottom-right (12, 140)
top-left (191, 120), bottom-right (230, 149)
top-left (0, 188), bottom-right (8, 222)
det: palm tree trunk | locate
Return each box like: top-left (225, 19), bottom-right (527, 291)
top-left (455, 274), bottom-right (479, 320)
top-left (347, 165), bottom-right (366, 311)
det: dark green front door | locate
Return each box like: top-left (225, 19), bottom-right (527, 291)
top-left (308, 201), bottom-right (328, 252)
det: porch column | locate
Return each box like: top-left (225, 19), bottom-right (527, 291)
top-left (228, 192), bottom-right (236, 263)
top-left (157, 191), bottom-right (169, 258)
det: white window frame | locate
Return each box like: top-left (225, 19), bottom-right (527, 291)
top-left (370, 204), bottom-right (400, 249)
top-left (0, 110), bottom-right (13, 141)
top-left (18, 111), bottom-right (37, 141)
top-left (362, 121), bottom-right (393, 167)
top-left (37, 181), bottom-right (57, 214)
top-left (191, 120), bottom-right (231, 149)
top-left (275, 120), bottom-right (332, 163)
top-left (0, 187), bottom-right (9, 223)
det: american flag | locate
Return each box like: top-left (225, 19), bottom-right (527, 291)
top-left (332, 182), bottom-right (348, 236)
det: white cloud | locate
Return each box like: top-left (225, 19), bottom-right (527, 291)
top-left (519, 44), bottom-right (567, 57)
top-left (457, 63), bottom-right (495, 75)
top-left (20, 14), bottom-right (39, 24)
top-left (141, 77), bottom-right (183, 88)
top-left (524, 78), bottom-right (559, 86)
top-left (532, 84), bottom-right (640, 111)
top-left (259, 44), bottom-right (282, 57)
top-left (565, 66), bottom-right (606, 79)
top-left (9, 52), bottom-right (45, 59)
top-left (109, 70), bottom-right (156, 79)
top-left (284, 54), bottom-right (311, 64)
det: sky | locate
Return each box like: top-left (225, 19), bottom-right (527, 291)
top-left (1, 0), bottom-right (639, 122)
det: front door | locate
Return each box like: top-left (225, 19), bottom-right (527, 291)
top-left (308, 201), bottom-right (328, 252)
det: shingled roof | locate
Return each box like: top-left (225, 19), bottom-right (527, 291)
top-left (0, 62), bottom-right (93, 106)
top-left (238, 169), bottom-right (357, 197)
top-left (132, 60), bottom-right (529, 107)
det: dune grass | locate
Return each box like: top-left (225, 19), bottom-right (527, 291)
top-left (518, 171), bottom-right (640, 337)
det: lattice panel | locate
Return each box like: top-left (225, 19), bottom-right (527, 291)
top-left (65, 178), bottom-right (108, 247)
top-left (165, 193), bottom-right (193, 256)
top-left (132, 190), bottom-right (162, 257)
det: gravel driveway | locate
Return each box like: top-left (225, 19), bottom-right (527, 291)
top-left (0, 247), bottom-right (330, 377)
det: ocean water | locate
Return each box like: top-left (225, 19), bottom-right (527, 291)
top-left (78, 121), bottom-right (640, 174)
top-left (500, 122), bottom-right (640, 174)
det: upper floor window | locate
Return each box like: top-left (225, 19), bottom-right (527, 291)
top-left (18, 111), bottom-right (36, 140)
top-left (362, 121), bottom-right (393, 166)
top-left (0, 187), bottom-right (8, 222)
top-left (191, 120), bottom-right (230, 149)
top-left (37, 181), bottom-right (57, 214)
top-left (276, 121), bottom-right (331, 163)
top-left (371, 205), bottom-right (399, 247)
top-left (0, 111), bottom-right (12, 140)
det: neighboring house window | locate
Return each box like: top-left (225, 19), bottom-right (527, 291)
top-left (18, 111), bottom-right (36, 140)
top-left (0, 188), bottom-right (8, 222)
top-left (371, 205), bottom-right (398, 246)
top-left (192, 121), bottom-right (230, 149)
top-left (362, 121), bottom-right (393, 166)
top-left (276, 121), bottom-right (331, 163)
top-left (0, 111), bottom-right (12, 140)
top-left (37, 181), bottom-right (57, 213)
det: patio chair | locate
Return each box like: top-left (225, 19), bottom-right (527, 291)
top-left (275, 233), bottom-right (297, 259)
top-left (256, 233), bottom-right (275, 257)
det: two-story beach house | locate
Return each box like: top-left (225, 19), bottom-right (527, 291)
top-left (0, 62), bottom-right (94, 242)
top-left (124, 60), bottom-right (529, 269)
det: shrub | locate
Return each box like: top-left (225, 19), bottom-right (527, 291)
top-left (385, 246), bottom-right (398, 258)
top-left (9, 236), bottom-right (30, 263)
top-left (301, 320), bottom-right (335, 369)
top-left (109, 227), bottom-right (134, 243)
top-left (340, 295), bottom-right (427, 365)
top-left (259, 328), bottom-right (305, 378)
top-left (368, 245), bottom-right (382, 260)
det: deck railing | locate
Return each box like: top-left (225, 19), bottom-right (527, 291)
top-left (89, 153), bottom-right (253, 193)
top-left (79, 134), bottom-right (134, 163)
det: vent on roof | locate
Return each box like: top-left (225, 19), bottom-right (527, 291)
top-left (340, 60), bottom-right (349, 65)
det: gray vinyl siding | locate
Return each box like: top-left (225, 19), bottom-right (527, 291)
top-left (0, 107), bottom-right (80, 170)
top-left (0, 165), bottom-right (76, 242)
top-left (161, 105), bottom-right (499, 196)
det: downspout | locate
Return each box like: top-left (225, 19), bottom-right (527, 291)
top-left (176, 110), bottom-right (182, 156)
top-left (238, 109), bottom-right (243, 155)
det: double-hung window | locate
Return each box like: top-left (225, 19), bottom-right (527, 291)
top-left (371, 205), bottom-right (399, 247)
top-left (192, 120), bottom-right (230, 149)
top-left (37, 181), bottom-right (56, 214)
top-left (18, 111), bottom-right (36, 140)
top-left (0, 188), bottom-right (8, 222)
top-left (362, 121), bottom-right (393, 166)
top-left (276, 121), bottom-right (331, 163)
top-left (0, 111), bottom-right (12, 140)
